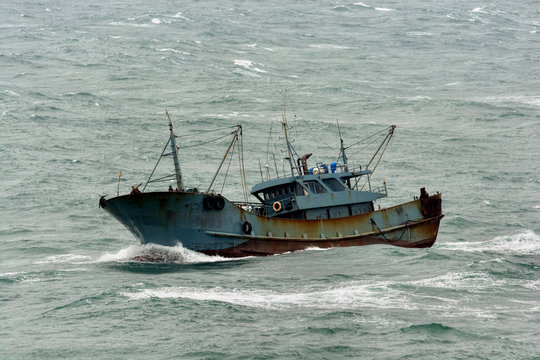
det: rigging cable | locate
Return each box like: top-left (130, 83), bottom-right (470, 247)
top-left (179, 132), bottom-right (235, 149)
top-left (359, 128), bottom-right (395, 191)
top-left (142, 137), bottom-right (171, 192)
top-left (175, 125), bottom-right (238, 137)
top-left (218, 134), bottom-right (237, 194)
top-left (285, 93), bottom-right (335, 151)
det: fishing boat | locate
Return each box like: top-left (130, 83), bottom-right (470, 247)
top-left (100, 104), bottom-right (443, 257)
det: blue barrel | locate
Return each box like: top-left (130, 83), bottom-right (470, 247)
top-left (321, 164), bottom-right (328, 173)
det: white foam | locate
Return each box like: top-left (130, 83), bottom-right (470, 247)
top-left (172, 12), bottom-right (189, 20)
top-left (109, 22), bottom-right (150, 28)
top-left (439, 230), bottom-right (540, 255)
top-left (95, 243), bottom-right (240, 264)
top-left (35, 254), bottom-right (92, 264)
top-left (399, 95), bottom-right (432, 101)
top-left (157, 48), bottom-right (181, 53)
top-left (309, 44), bottom-right (351, 50)
top-left (521, 280), bottom-right (540, 290)
top-left (5, 89), bottom-right (20, 97)
top-left (375, 7), bottom-right (394, 12)
top-left (234, 59), bottom-right (267, 73)
top-left (122, 282), bottom-right (408, 309)
top-left (156, 48), bottom-right (190, 55)
top-left (482, 95), bottom-right (540, 107)
top-left (151, 18), bottom-right (161, 24)
top-left (471, 7), bottom-right (487, 14)
top-left (303, 247), bottom-right (331, 252)
top-left (409, 272), bottom-right (506, 291)
top-left (354, 2), bottom-right (371, 8)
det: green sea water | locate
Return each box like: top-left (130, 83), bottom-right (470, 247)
top-left (1, 0), bottom-right (539, 358)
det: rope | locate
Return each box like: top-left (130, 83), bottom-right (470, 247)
top-left (175, 125), bottom-right (238, 137)
top-left (285, 93), bottom-right (335, 151)
top-left (142, 137), bottom-right (171, 192)
top-left (346, 133), bottom-right (387, 160)
top-left (370, 218), bottom-right (409, 243)
top-left (218, 135), bottom-right (237, 194)
top-left (345, 126), bottom-right (391, 150)
top-left (179, 132), bottom-right (234, 149)
top-left (359, 133), bottom-right (393, 190)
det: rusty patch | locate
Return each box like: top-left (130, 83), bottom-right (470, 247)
top-left (421, 194), bottom-right (442, 218)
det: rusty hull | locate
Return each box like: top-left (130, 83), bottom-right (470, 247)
top-left (101, 192), bottom-right (443, 257)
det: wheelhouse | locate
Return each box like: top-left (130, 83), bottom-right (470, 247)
top-left (251, 165), bottom-right (386, 220)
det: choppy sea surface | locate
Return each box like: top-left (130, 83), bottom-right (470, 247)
top-left (1, 0), bottom-right (539, 358)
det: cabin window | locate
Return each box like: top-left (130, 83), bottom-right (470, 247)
top-left (323, 178), bottom-right (345, 192)
top-left (304, 181), bottom-right (327, 194)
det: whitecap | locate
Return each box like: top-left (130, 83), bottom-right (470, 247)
top-left (439, 230), bottom-right (540, 255)
top-left (172, 12), bottom-right (189, 20)
top-left (353, 2), bottom-right (371, 8)
top-left (470, 7), bottom-right (487, 14)
top-left (309, 44), bottom-right (351, 50)
top-left (5, 89), bottom-right (20, 97)
top-left (234, 59), bottom-right (267, 73)
top-left (409, 272), bottom-right (506, 291)
top-left (157, 48), bottom-right (190, 55)
top-left (109, 22), bottom-right (150, 28)
top-left (481, 95), bottom-right (540, 107)
top-left (375, 7), bottom-right (394, 12)
top-left (157, 48), bottom-right (180, 53)
top-left (151, 18), bottom-right (161, 24)
top-left (401, 95), bottom-right (432, 101)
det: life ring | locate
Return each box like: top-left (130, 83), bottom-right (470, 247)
top-left (272, 201), bottom-right (282, 212)
top-left (242, 221), bottom-right (252, 234)
top-left (203, 195), bottom-right (215, 210)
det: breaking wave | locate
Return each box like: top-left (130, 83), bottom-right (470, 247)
top-left (438, 230), bottom-right (540, 255)
top-left (95, 243), bottom-right (242, 264)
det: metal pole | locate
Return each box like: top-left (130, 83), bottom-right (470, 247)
top-left (166, 110), bottom-right (183, 190)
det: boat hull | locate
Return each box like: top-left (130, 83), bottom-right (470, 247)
top-left (100, 192), bottom-right (443, 257)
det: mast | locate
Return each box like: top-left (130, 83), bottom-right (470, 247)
top-left (166, 110), bottom-right (183, 190)
top-left (337, 120), bottom-right (348, 171)
top-left (282, 89), bottom-right (296, 176)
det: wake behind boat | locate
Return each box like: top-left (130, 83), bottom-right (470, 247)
top-left (100, 102), bottom-right (443, 257)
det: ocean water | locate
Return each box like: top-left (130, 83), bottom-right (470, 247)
top-left (1, 0), bottom-right (539, 358)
